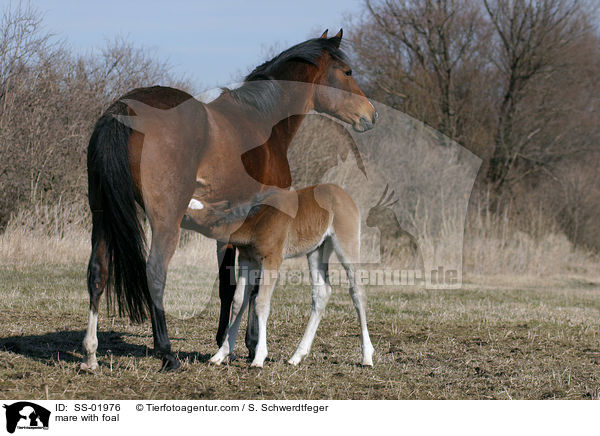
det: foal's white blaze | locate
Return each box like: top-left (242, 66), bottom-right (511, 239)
top-left (81, 310), bottom-right (99, 371)
top-left (188, 198), bottom-right (204, 210)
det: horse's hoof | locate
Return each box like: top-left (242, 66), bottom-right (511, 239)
top-left (159, 355), bottom-right (181, 372)
top-left (246, 346), bottom-right (256, 361)
top-left (80, 361), bottom-right (98, 372)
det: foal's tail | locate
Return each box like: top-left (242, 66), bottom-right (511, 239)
top-left (87, 100), bottom-right (152, 323)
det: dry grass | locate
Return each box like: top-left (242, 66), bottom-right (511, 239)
top-left (0, 259), bottom-right (599, 400)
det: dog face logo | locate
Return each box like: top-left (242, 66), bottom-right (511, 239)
top-left (2, 402), bottom-right (50, 433)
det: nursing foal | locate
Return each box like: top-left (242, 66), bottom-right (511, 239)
top-left (184, 184), bottom-right (374, 367)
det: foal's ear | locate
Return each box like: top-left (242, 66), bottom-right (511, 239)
top-left (331, 29), bottom-right (343, 47)
top-left (320, 29), bottom-right (328, 38)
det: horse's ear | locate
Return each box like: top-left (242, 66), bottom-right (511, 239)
top-left (331, 29), bottom-right (343, 47)
top-left (320, 29), bottom-right (328, 39)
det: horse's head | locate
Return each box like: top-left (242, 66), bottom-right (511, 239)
top-left (233, 30), bottom-right (376, 132)
top-left (311, 29), bottom-right (377, 132)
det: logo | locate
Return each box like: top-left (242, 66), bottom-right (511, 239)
top-left (2, 402), bottom-right (50, 433)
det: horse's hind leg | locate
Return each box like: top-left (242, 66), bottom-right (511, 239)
top-left (147, 223), bottom-right (181, 371)
top-left (288, 242), bottom-right (333, 365)
top-left (81, 215), bottom-right (108, 371)
top-left (332, 234), bottom-right (374, 366)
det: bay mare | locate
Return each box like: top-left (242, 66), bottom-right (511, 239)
top-left (83, 30), bottom-right (377, 371)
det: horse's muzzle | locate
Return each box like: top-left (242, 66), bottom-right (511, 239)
top-left (354, 111), bottom-right (378, 132)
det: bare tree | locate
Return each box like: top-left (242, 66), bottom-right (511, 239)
top-left (0, 2), bottom-right (188, 227)
top-left (351, 0), bottom-right (493, 150)
top-left (483, 0), bottom-right (594, 191)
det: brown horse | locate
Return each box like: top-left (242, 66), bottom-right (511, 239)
top-left (82, 30), bottom-right (377, 371)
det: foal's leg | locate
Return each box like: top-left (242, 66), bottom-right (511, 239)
top-left (333, 236), bottom-right (375, 366)
top-left (147, 224), bottom-right (181, 371)
top-left (209, 256), bottom-right (255, 365)
top-left (81, 214), bottom-right (108, 371)
top-left (288, 242), bottom-right (333, 365)
top-left (250, 256), bottom-right (282, 368)
top-left (216, 242), bottom-right (236, 347)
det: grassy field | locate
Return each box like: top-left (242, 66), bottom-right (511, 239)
top-left (0, 262), bottom-right (599, 400)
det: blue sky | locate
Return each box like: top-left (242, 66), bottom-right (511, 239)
top-left (30, 0), bottom-right (364, 90)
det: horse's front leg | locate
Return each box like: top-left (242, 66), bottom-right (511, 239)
top-left (147, 225), bottom-right (181, 371)
top-left (245, 283), bottom-right (259, 359)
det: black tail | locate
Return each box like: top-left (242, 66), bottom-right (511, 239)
top-left (87, 100), bottom-right (151, 323)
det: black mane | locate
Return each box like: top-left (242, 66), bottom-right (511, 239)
top-left (224, 37), bottom-right (347, 114)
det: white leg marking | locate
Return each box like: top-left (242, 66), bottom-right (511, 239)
top-left (289, 247), bottom-right (332, 365)
top-left (334, 236), bottom-right (375, 366)
top-left (81, 310), bottom-right (99, 371)
top-left (188, 198), bottom-right (204, 210)
top-left (250, 264), bottom-right (279, 368)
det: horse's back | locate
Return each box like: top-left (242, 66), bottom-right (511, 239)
top-left (119, 86), bottom-right (194, 110)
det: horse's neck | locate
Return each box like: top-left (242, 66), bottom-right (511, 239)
top-left (268, 114), bottom-right (306, 156)
top-left (207, 92), bottom-right (310, 188)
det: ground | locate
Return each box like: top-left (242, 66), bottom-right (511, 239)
top-left (0, 264), bottom-right (599, 399)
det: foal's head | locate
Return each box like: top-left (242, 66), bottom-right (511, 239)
top-left (240, 29), bottom-right (377, 132)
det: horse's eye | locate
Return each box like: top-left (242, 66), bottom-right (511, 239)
top-left (345, 70), bottom-right (352, 76)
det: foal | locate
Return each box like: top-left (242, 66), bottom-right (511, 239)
top-left (184, 184), bottom-right (374, 367)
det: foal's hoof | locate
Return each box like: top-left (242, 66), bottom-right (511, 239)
top-left (159, 354), bottom-right (181, 372)
top-left (209, 351), bottom-right (229, 366)
top-left (250, 358), bottom-right (265, 368)
top-left (287, 357), bottom-right (302, 366)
